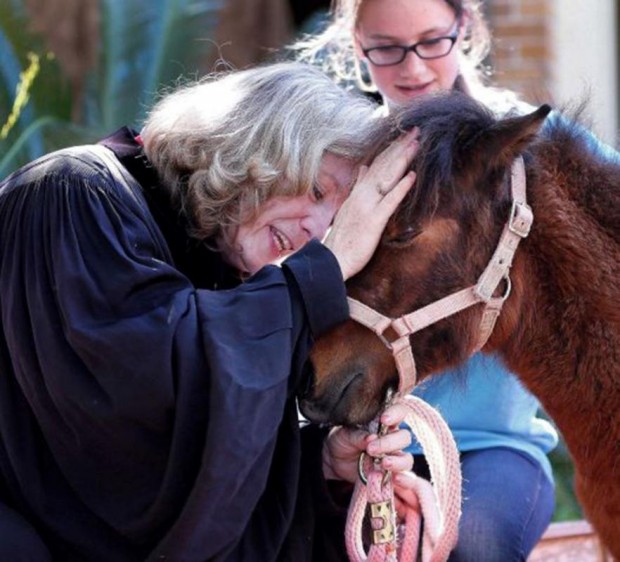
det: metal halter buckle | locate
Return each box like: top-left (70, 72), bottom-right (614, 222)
top-left (508, 200), bottom-right (533, 237)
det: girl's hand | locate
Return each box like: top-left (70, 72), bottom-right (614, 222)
top-left (392, 470), bottom-right (425, 520)
top-left (322, 402), bottom-right (414, 482)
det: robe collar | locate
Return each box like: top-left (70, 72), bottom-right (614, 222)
top-left (99, 127), bottom-right (241, 290)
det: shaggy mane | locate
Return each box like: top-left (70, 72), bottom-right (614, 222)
top-left (389, 91), bottom-right (618, 232)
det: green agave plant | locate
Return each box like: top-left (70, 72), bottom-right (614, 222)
top-left (0, 0), bottom-right (223, 178)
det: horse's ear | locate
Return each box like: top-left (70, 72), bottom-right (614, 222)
top-left (477, 104), bottom-right (552, 168)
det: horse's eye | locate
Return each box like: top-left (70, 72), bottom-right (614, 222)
top-left (385, 226), bottom-right (421, 246)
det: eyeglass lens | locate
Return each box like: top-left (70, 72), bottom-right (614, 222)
top-left (366, 36), bottom-right (456, 65)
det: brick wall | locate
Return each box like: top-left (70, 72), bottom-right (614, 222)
top-left (486, 0), bottom-right (554, 105)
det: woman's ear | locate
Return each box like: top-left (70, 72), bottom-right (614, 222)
top-left (353, 33), bottom-right (366, 61)
top-left (457, 9), bottom-right (472, 42)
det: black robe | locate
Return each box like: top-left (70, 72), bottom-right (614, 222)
top-left (0, 128), bottom-right (351, 561)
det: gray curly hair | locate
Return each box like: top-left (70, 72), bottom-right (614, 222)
top-left (141, 62), bottom-right (382, 241)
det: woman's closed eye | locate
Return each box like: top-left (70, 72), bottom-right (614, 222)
top-left (419, 36), bottom-right (445, 48)
top-left (312, 184), bottom-right (325, 202)
top-left (373, 45), bottom-right (405, 54)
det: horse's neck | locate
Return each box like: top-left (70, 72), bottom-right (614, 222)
top-left (531, 135), bottom-right (620, 243)
top-left (493, 153), bottom-right (620, 470)
top-left (532, 142), bottom-right (620, 301)
top-left (527, 160), bottom-right (620, 301)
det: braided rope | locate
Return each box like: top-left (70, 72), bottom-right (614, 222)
top-left (345, 395), bottom-right (462, 562)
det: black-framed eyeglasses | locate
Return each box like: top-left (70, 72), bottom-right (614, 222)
top-left (362, 32), bottom-right (458, 67)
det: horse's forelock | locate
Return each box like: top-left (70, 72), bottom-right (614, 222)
top-left (394, 92), bottom-right (497, 223)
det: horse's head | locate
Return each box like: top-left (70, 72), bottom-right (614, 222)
top-left (302, 92), bottom-right (551, 426)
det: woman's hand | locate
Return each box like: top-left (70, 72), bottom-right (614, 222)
top-left (323, 129), bottom-right (418, 280)
top-left (322, 402), bottom-right (414, 482)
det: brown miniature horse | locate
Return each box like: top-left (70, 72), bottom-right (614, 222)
top-left (302, 92), bottom-right (620, 558)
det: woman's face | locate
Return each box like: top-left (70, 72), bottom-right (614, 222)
top-left (220, 153), bottom-right (355, 275)
top-left (355, 0), bottom-right (463, 109)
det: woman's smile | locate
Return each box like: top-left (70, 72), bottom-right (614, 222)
top-left (219, 153), bottom-right (355, 275)
top-left (270, 225), bottom-right (294, 256)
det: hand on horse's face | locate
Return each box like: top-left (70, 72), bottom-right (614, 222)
top-left (321, 402), bottom-right (413, 483)
top-left (323, 129), bottom-right (419, 280)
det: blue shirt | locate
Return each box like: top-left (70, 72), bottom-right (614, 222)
top-left (407, 353), bottom-right (558, 483)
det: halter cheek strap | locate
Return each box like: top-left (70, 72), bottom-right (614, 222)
top-left (347, 156), bottom-right (531, 395)
top-left (343, 158), bottom-right (530, 562)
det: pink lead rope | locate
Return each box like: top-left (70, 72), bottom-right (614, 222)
top-left (344, 158), bottom-right (532, 561)
top-left (345, 395), bottom-right (462, 562)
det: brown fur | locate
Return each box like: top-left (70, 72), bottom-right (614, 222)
top-left (303, 92), bottom-right (620, 557)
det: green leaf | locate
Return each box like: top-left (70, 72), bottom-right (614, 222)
top-left (0, 116), bottom-right (97, 177)
top-left (0, 0), bottom-right (74, 170)
top-left (0, 0), bottom-right (223, 174)
top-left (95, 0), bottom-right (224, 131)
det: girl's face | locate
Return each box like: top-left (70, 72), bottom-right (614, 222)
top-left (219, 153), bottom-right (354, 275)
top-left (355, 0), bottom-right (463, 109)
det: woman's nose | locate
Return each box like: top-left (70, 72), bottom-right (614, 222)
top-left (301, 207), bottom-right (336, 240)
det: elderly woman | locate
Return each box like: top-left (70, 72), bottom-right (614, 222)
top-left (0, 62), bottom-right (417, 561)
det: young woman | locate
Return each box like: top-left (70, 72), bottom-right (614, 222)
top-left (0, 62), bottom-right (419, 561)
top-left (297, 1), bottom-right (559, 560)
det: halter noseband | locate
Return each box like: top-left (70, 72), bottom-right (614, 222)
top-left (347, 157), bottom-right (532, 395)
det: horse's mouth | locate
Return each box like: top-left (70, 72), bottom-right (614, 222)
top-left (300, 370), bottom-right (367, 426)
top-left (299, 367), bottom-right (392, 427)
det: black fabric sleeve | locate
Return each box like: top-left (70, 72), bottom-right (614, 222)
top-left (281, 239), bottom-right (349, 337)
top-left (0, 146), bottom-right (350, 561)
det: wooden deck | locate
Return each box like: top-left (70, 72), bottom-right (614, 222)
top-left (528, 520), bottom-right (615, 561)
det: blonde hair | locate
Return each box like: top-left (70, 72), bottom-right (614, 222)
top-left (294, 0), bottom-right (493, 95)
top-left (141, 62), bottom-right (381, 241)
